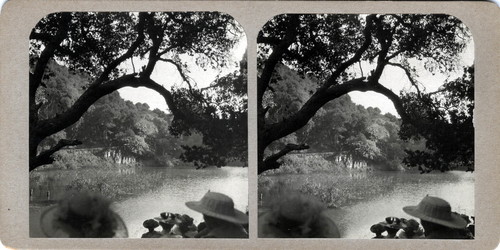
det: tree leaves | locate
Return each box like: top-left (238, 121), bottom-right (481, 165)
top-left (400, 66), bottom-right (474, 171)
top-left (257, 14), bottom-right (472, 174)
top-left (29, 12), bottom-right (246, 171)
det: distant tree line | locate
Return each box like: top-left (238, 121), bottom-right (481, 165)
top-left (37, 60), bottom-right (247, 168)
top-left (264, 63), bottom-right (474, 173)
top-left (265, 65), bottom-right (412, 171)
top-left (37, 61), bottom-right (192, 166)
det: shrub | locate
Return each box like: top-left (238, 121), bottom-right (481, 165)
top-left (263, 154), bottom-right (345, 175)
top-left (51, 150), bottom-right (115, 169)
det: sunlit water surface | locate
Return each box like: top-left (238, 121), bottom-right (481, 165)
top-left (29, 167), bottom-right (247, 238)
top-left (263, 171), bottom-right (473, 239)
top-left (113, 167), bottom-right (248, 238)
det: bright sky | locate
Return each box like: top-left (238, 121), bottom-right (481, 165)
top-left (348, 41), bottom-right (474, 116)
top-left (118, 29), bottom-right (473, 118)
top-left (117, 35), bottom-right (247, 112)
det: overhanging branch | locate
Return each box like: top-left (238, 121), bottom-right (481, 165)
top-left (90, 13), bottom-right (147, 88)
top-left (387, 62), bottom-right (423, 97)
top-left (30, 13), bottom-right (72, 103)
top-left (323, 14), bottom-right (376, 89)
top-left (34, 74), bottom-right (180, 140)
top-left (257, 36), bottom-right (282, 45)
top-left (258, 15), bottom-right (300, 106)
top-left (31, 139), bottom-right (82, 171)
top-left (260, 143), bottom-right (310, 174)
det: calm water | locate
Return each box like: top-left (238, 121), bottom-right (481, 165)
top-left (263, 170), bottom-right (474, 239)
top-left (29, 167), bottom-right (248, 238)
top-left (325, 171), bottom-right (473, 238)
top-left (113, 167), bottom-right (248, 238)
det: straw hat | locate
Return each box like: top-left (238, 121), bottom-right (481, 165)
top-left (403, 195), bottom-right (467, 229)
top-left (185, 192), bottom-right (248, 224)
top-left (40, 192), bottom-right (128, 238)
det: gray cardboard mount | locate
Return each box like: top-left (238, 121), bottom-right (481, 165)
top-left (0, 1), bottom-right (499, 249)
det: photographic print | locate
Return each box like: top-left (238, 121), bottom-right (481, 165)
top-left (257, 14), bottom-right (475, 239)
top-left (28, 12), bottom-right (248, 238)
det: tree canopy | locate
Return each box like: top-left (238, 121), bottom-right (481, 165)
top-left (400, 66), bottom-right (474, 173)
top-left (257, 14), bottom-right (473, 174)
top-left (29, 12), bottom-right (246, 171)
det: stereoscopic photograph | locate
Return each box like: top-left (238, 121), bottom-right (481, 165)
top-left (28, 11), bottom-right (248, 238)
top-left (257, 14), bottom-right (475, 239)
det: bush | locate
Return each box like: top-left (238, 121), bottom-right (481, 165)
top-left (259, 170), bottom-right (398, 208)
top-left (298, 175), bottom-right (396, 208)
top-left (263, 154), bottom-right (345, 175)
top-left (51, 150), bottom-right (115, 169)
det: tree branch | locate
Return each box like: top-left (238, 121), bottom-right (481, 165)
top-left (34, 74), bottom-right (180, 140)
top-left (323, 14), bottom-right (376, 89)
top-left (260, 143), bottom-right (310, 174)
top-left (30, 13), bottom-right (72, 104)
top-left (90, 13), bottom-right (147, 88)
top-left (140, 13), bottom-right (165, 78)
top-left (262, 77), bottom-right (411, 148)
top-left (258, 15), bottom-right (300, 106)
top-left (387, 62), bottom-right (423, 97)
top-left (31, 139), bottom-right (82, 170)
top-left (158, 58), bottom-right (195, 90)
top-left (29, 32), bottom-right (53, 42)
top-left (257, 36), bottom-right (282, 45)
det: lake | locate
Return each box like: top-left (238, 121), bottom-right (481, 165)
top-left (29, 167), bottom-right (248, 238)
top-left (260, 170), bottom-right (474, 239)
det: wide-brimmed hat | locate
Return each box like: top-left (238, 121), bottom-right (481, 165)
top-left (40, 192), bottom-right (128, 238)
top-left (185, 192), bottom-right (248, 225)
top-left (403, 195), bottom-right (467, 229)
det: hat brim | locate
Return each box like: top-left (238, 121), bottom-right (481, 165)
top-left (185, 201), bottom-right (248, 225)
top-left (40, 206), bottom-right (128, 238)
top-left (403, 205), bottom-right (467, 229)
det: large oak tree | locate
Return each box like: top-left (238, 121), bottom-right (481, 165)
top-left (30, 12), bottom-right (244, 171)
top-left (257, 14), bottom-right (472, 174)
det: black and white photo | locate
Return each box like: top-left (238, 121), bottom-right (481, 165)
top-left (257, 13), bottom-right (475, 239)
top-left (28, 11), bottom-right (248, 238)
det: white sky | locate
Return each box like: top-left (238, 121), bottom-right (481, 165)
top-left (117, 35), bottom-right (247, 112)
top-left (118, 30), bottom-right (473, 118)
top-left (348, 41), bottom-right (474, 116)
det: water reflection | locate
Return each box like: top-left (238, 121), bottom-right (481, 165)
top-left (260, 170), bottom-right (473, 239)
top-left (325, 171), bottom-right (474, 238)
top-left (113, 167), bottom-right (248, 238)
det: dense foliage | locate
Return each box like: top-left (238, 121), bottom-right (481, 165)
top-left (265, 65), bottom-right (408, 170)
top-left (400, 66), bottom-right (474, 172)
top-left (29, 12), bottom-right (246, 171)
top-left (37, 61), bottom-right (201, 166)
top-left (257, 14), bottom-right (473, 174)
top-left (169, 57), bottom-right (248, 168)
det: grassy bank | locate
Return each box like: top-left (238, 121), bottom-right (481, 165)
top-left (30, 164), bottom-right (167, 204)
top-left (29, 148), bottom-right (199, 203)
top-left (258, 154), bottom-right (399, 208)
top-left (258, 154), bottom-right (468, 209)
top-left (259, 172), bottom-right (399, 208)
